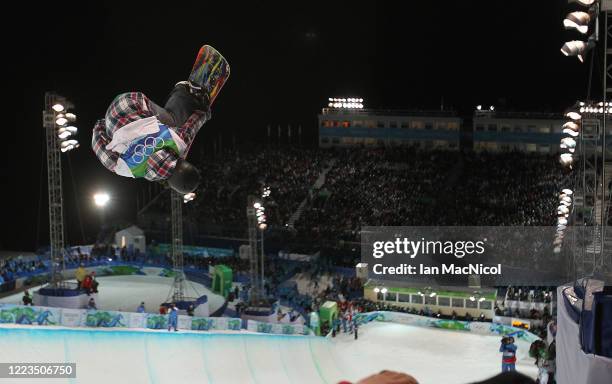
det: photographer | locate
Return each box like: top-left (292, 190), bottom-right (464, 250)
top-left (499, 336), bottom-right (517, 373)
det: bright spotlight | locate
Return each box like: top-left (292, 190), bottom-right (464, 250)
top-left (560, 153), bottom-right (574, 166)
top-left (565, 110), bottom-right (582, 120)
top-left (374, 287), bottom-right (380, 293)
top-left (478, 297), bottom-right (486, 302)
top-left (56, 115), bottom-right (68, 126)
top-left (380, 287), bottom-right (388, 294)
top-left (563, 12), bottom-right (591, 34)
top-left (469, 296), bottom-right (476, 302)
top-left (258, 223), bottom-right (268, 230)
top-left (561, 40), bottom-right (595, 62)
top-left (52, 103), bottom-right (65, 112)
top-left (60, 139), bottom-right (78, 152)
top-left (253, 202), bottom-right (262, 209)
top-left (93, 192), bottom-right (110, 207)
top-left (65, 112), bottom-right (77, 121)
top-left (562, 188), bottom-right (573, 195)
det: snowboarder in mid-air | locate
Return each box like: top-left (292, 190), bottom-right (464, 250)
top-left (92, 45), bottom-right (230, 194)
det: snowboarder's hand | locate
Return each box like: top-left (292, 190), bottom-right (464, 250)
top-left (356, 370), bottom-right (419, 384)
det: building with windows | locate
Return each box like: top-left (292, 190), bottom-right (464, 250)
top-left (472, 109), bottom-right (566, 153)
top-left (318, 106), bottom-right (462, 149)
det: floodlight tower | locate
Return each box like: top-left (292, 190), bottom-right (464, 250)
top-left (43, 92), bottom-right (79, 287)
top-left (170, 189), bottom-right (185, 302)
top-left (246, 190), bottom-right (269, 305)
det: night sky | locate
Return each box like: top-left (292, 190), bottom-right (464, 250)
top-left (2, 1), bottom-right (593, 251)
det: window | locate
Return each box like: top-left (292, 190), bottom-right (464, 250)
top-left (365, 120), bottom-right (376, 128)
top-left (377, 292), bottom-right (384, 301)
top-left (333, 121), bottom-right (340, 127)
top-left (436, 122), bottom-right (447, 130)
top-left (514, 125), bottom-right (522, 132)
top-left (539, 125), bottom-right (551, 133)
top-left (398, 293), bottom-right (411, 303)
top-left (341, 121), bottom-right (351, 128)
top-left (425, 122), bottom-right (433, 130)
top-left (364, 138), bottom-right (376, 145)
top-left (322, 120), bottom-right (334, 128)
top-left (425, 295), bottom-right (437, 305)
top-left (526, 143), bottom-right (537, 152)
top-left (390, 121), bottom-right (398, 128)
top-left (377, 139), bottom-right (385, 146)
top-left (321, 137), bottom-right (330, 144)
top-left (527, 125), bottom-right (536, 133)
top-left (437, 297), bottom-right (450, 307)
top-left (341, 137), bottom-right (353, 144)
top-left (448, 122), bottom-right (460, 130)
top-left (479, 300), bottom-right (492, 310)
top-left (501, 125), bottom-right (511, 132)
top-left (331, 137), bottom-right (340, 144)
top-left (385, 292), bottom-right (397, 302)
top-left (411, 121), bottom-right (424, 129)
top-left (353, 120), bottom-right (363, 127)
top-left (411, 294), bottom-right (423, 304)
top-left (466, 299), bottom-right (478, 309)
top-left (401, 121), bottom-right (409, 129)
top-left (377, 121), bottom-right (385, 128)
top-left (487, 124), bottom-right (497, 132)
top-left (539, 145), bottom-right (550, 153)
top-left (451, 298), bottom-right (465, 308)
top-left (475, 125), bottom-right (484, 131)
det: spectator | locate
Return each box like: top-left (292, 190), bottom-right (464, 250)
top-left (87, 297), bottom-right (97, 310)
top-left (137, 302), bottom-right (146, 313)
top-left (22, 290), bottom-right (33, 306)
top-left (75, 264), bottom-right (87, 289)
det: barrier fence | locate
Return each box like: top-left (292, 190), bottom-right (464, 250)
top-left (0, 303), bottom-right (242, 332)
top-left (352, 311), bottom-right (540, 344)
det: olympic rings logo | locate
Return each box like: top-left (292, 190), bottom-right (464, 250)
top-left (131, 136), bottom-right (165, 163)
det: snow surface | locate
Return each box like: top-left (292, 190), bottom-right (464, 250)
top-left (0, 272), bottom-right (226, 314)
top-left (0, 321), bottom-right (538, 384)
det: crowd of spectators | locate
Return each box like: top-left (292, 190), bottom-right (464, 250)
top-left (138, 147), bottom-right (565, 256)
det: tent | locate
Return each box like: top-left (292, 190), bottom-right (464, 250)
top-left (114, 225), bottom-right (146, 254)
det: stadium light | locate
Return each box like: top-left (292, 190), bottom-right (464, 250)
top-left (569, 0), bottom-right (597, 6)
top-left (565, 109), bottom-right (582, 120)
top-left (564, 12), bottom-right (592, 34)
top-left (374, 287), bottom-right (381, 293)
top-left (183, 192), bottom-right (196, 203)
top-left (561, 39), bottom-right (596, 63)
top-left (478, 297), bottom-right (486, 303)
top-left (93, 192), bottom-right (110, 207)
top-left (51, 103), bottom-right (65, 112)
top-left (562, 188), bottom-right (573, 195)
top-left (560, 153), bottom-right (574, 166)
top-left (476, 105), bottom-right (482, 111)
top-left (469, 296), bottom-right (476, 302)
top-left (380, 287), bottom-right (388, 294)
top-left (60, 140), bottom-right (79, 152)
top-left (55, 114), bottom-right (68, 126)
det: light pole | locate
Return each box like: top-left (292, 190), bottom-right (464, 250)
top-left (43, 92), bottom-right (79, 287)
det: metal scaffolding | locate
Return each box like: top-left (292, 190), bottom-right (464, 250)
top-left (246, 195), bottom-right (265, 305)
top-left (43, 92), bottom-right (67, 286)
top-left (170, 190), bottom-right (185, 302)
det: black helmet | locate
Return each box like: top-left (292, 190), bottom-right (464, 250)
top-left (167, 159), bottom-right (201, 194)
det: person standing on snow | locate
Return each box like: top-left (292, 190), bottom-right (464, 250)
top-left (168, 303), bottom-right (179, 332)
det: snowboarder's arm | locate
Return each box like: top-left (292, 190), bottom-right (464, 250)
top-left (172, 109), bottom-right (210, 155)
top-left (92, 119), bottom-right (119, 173)
top-left (143, 150), bottom-right (179, 181)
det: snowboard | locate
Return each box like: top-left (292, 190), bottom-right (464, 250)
top-left (188, 45), bottom-right (231, 107)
